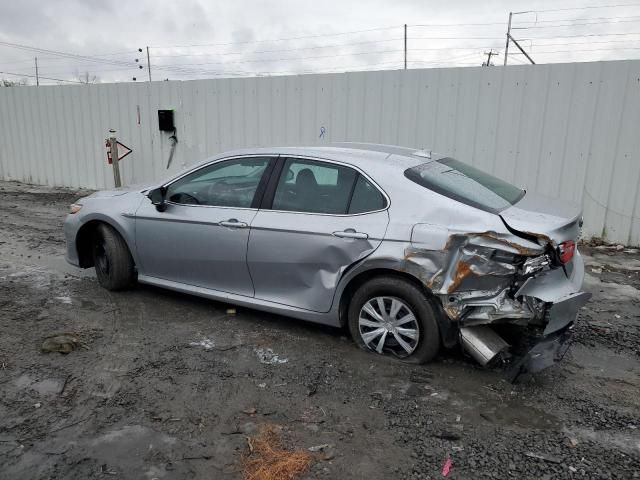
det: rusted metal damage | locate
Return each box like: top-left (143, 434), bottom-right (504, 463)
top-left (403, 229), bottom-right (589, 377)
top-left (404, 230), bottom-right (544, 321)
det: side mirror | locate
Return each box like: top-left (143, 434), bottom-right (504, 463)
top-left (147, 187), bottom-right (167, 212)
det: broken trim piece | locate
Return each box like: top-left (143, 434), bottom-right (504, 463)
top-left (507, 326), bottom-right (574, 382)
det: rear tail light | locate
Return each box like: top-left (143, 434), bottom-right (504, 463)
top-left (558, 240), bottom-right (575, 264)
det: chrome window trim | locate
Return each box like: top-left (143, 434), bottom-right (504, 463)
top-left (162, 154), bottom-right (278, 210)
top-left (266, 154), bottom-right (391, 217)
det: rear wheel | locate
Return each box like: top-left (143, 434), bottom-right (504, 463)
top-left (348, 276), bottom-right (440, 364)
top-left (92, 224), bottom-right (135, 291)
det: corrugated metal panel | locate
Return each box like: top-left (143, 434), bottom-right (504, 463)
top-left (1, 60), bottom-right (639, 245)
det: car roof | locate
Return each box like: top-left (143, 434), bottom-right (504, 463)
top-left (214, 143), bottom-right (444, 170)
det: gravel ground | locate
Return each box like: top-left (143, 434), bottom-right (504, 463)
top-left (0, 180), bottom-right (638, 480)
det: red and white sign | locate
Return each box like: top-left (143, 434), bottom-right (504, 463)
top-left (115, 141), bottom-right (132, 161)
top-left (106, 140), bottom-right (133, 164)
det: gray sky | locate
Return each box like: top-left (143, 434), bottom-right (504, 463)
top-left (1, 0), bottom-right (639, 84)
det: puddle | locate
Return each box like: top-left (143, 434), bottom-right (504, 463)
top-left (475, 400), bottom-right (561, 430)
top-left (565, 426), bottom-right (640, 455)
top-left (14, 375), bottom-right (64, 395)
top-left (584, 273), bottom-right (639, 301)
top-left (421, 379), bottom-right (563, 431)
top-left (189, 337), bottom-right (215, 350)
top-left (569, 345), bottom-right (639, 383)
top-left (88, 425), bottom-right (177, 467)
top-left (4, 244), bottom-right (94, 280)
top-left (31, 378), bottom-right (64, 395)
top-left (14, 374), bottom-right (33, 389)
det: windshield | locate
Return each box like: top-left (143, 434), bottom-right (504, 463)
top-left (404, 158), bottom-right (525, 213)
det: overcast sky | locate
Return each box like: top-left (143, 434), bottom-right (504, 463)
top-left (1, 0), bottom-right (639, 84)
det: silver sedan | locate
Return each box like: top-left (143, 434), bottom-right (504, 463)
top-left (64, 143), bottom-right (590, 378)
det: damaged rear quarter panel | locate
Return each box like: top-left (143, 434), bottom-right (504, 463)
top-left (362, 187), bottom-right (547, 324)
top-left (404, 227), bottom-right (545, 321)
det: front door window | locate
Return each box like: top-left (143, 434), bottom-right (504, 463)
top-left (166, 157), bottom-right (270, 208)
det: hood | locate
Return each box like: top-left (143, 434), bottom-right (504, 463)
top-left (499, 191), bottom-right (582, 245)
top-left (82, 184), bottom-right (148, 200)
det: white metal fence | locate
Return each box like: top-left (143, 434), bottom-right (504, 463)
top-left (1, 60), bottom-right (639, 245)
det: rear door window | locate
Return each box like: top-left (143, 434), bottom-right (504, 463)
top-left (273, 158), bottom-right (356, 214)
top-left (404, 158), bottom-right (524, 213)
top-left (271, 158), bottom-right (387, 215)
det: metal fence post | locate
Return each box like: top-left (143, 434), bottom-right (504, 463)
top-left (109, 129), bottom-right (122, 188)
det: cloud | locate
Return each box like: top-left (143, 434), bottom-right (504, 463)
top-left (1, 0), bottom-right (638, 84)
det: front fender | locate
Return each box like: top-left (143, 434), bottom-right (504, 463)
top-left (66, 193), bottom-right (144, 268)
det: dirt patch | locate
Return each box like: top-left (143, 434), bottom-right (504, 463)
top-left (0, 180), bottom-right (639, 480)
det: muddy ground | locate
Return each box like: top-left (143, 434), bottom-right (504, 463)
top-left (0, 180), bottom-right (638, 480)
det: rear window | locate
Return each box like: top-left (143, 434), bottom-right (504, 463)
top-left (404, 158), bottom-right (524, 213)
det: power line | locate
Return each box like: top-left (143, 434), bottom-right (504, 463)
top-left (151, 49), bottom-right (406, 70)
top-left (150, 45), bottom-right (502, 72)
top-left (0, 50), bottom-right (139, 66)
top-left (150, 38), bottom-right (405, 58)
top-left (0, 70), bottom-right (83, 84)
top-left (519, 14), bottom-right (640, 23)
top-left (406, 35), bottom-right (505, 40)
top-left (0, 41), bottom-right (138, 68)
top-left (160, 60), bottom-right (469, 78)
top-left (146, 51), bottom-right (485, 78)
top-left (144, 61), bottom-right (403, 78)
top-left (147, 31), bottom-right (640, 61)
top-left (2, 8), bottom-right (639, 82)
top-left (10, 31), bottom-right (634, 73)
top-left (512, 18), bottom-right (640, 29)
top-left (526, 3), bottom-right (640, 14)
top-left (532, 38), bottom-right (640, 46)
top-left (410, 21), bottom-right (505, 27)
top-left (150, 25), bottom-right (401, 49)
top-left (39, 48), bottom-right (491, 76)
top-left (511, 46), bottom-right (640, 54)
top-left (506, 54), bottom-right (529, 64)
top-left (514, 31), bottom-right (640, 40)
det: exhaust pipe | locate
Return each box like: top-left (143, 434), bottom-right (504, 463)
top-left (459, 326), bottom-right (510, 366)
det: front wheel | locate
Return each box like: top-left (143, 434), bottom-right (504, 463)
top-left (92, 224), bottom-right (136, 291)
top-left (348, 276), bottom-right (440, 364)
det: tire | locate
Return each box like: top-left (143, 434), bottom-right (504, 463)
top-left (347, 276), bottom-right (440, 364)
top-left (92, 223), bottom-right (135, 291)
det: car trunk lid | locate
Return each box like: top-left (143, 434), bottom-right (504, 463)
top-left (499, 191), bottom-right (582, 245)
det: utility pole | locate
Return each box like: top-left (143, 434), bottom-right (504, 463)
top-left (146, 46), bottom-right (152, 82)
top-left (404, 24), bottom-right (407, 70)
top-left (507, 33), bottom-right (535, 64)
top-left (504, 11), bottom-right (512, 65)
top-left (483, 50), bottom-right (498, 66)
top-left (34, 57), bottom-right (39, 86)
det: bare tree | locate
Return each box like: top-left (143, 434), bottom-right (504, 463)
top-left (74, 70), bottom-right (99, 84)
top-left (1, 78), bottom-right (28, 87)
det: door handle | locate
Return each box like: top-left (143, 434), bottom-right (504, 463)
top-left (219, 219), bottom-right (248, 228)
top-left (333, 230), bottom-right (369, 239)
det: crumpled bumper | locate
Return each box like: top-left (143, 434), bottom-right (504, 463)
top-left (507, 290), bottom-right (591, 382)
top-left (455, 250), bottom-right (591, 380)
